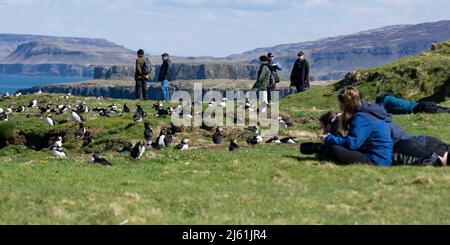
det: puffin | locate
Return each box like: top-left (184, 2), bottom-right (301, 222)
top-left (0, 113), bottom-right (8, 121)
top-left (6, 106), bottom-right (13, 114)
top-left (152, 129), bottom-right (167, 150)
top-left (133, 110), bottom-right (144, 123)
top-left (228, 139), bottom-right (240, 152)
top-left (213, 127), bottom-right (224, 144)
top-left (71, 110), bottom-right (84, 123)
top-left (278, 116), bottom-right (294, 128)
top-left (176, 139), bottom-right (190, 151)
top-left (219, 98), bottom-right (227, 108)
top-left (16, 105), bottom-right (26, 113)
top-left (164, 129), bottom-right (174, 147)
top-left (245, 126), bottom-right (259, 133)
top-left (246, 135), bottom-right (263, 145)
top-left (51, 136), bottom-right (66, 158)
top-left (44, 114), bottom-right (55, 127)
top-left (91, 153), bottom-right (112, 167)
top-left (123, 104), bottom-right (130, 113)
top-left (28, 99), bottom-right (38, 108)
top-left (75, 123), bottom-right (87, 140)
top-left (266, 136), bottom-right (282, 144)
top-left (281, 136), bottom-right (298, 144)
top-left (130, 141), bottom-right (146, 160)
top-left (144, 123), bottom-right (154, 144)
top-left (153, 101), bottom-right (164, 111)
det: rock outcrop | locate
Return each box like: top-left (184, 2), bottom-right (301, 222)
top-left (336, 41), bottom-right (450, 102)
top-left (93, 63), bottom-right (259, 80)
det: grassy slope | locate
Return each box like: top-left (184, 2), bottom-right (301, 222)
top-left (337, 40), bottom-right (450, 101)
top-left (0, 85), bottom-right (449, 224)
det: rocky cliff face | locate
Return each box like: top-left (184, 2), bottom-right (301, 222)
top-left (18, 79), bottom-right (301, 100)
top-left (3, 41), bottom-right (135, 65)
top-left (0, 63), bottom-right (95, 77)
top-left (228, 20), bottom-right (450, 80)
top-left (93, 63), bottom-right (259, 80)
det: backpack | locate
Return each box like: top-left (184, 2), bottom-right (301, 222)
top-left (143, 58), bottom-right (152, 81)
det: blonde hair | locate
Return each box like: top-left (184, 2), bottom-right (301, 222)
top-left (338, 86), bottom-right (363, 135)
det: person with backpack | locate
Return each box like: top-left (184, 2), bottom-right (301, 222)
top-left (267, 52), bottom-right (282, 104)
top-left (135, 49), bottom-right (152, 100)
top-left (317, 86), bottom-right (393, 166)
top-left (290, 51), bottom-right (310, 93)
top-left (158, 53), bottom-right (173, 101)
top-left (252, 55), bottom-right (271, 112)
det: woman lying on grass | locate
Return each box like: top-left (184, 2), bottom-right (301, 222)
top-left (317, 86), bottom-right (394, 166)
top-left (319, 110), bottom-right (448, 167)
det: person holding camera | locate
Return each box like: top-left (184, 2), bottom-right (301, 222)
top-left (135, 49), bottom-right (152, 100)
top-left (267, 52), bottom-right (282, 104)
top-left (315, 110), bottom-right (448, 167)
top-left (316, 86), bottom-right (393, 166)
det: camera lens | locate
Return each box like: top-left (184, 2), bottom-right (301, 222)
top-left (300, 142), bottom-right (324, 155)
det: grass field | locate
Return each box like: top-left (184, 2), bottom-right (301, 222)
top-left (0, 84), bottom-right (449, 224)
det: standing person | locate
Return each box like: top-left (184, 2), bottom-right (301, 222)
top-left (158, 53), bottom-right (173, 101)
top-left (267, 52), bottom-right (282, 104)
top-left (252, 55), bottom-right (271, 112)
top-left (135, 49), bottom-right (152, 100)
top-left (290, 51), bottom-right (310, 93)
top-left (318, 86), bottom-right (393, 166)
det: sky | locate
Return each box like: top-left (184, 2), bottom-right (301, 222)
top-left (0, 0), bottom-right (449, 57)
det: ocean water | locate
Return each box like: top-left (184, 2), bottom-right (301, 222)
top-left (0, 75), bottom-right (88, 94)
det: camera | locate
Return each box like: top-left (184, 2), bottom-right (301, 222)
top-left (300, 142), bottom-right (325, 155)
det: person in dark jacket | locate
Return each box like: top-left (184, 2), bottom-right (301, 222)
top-left (135, 49), bottom-right (152, 100)
top-left (376, 93), bottom-right (450, 114)
top-left (290, 51), bottom-right (310, 93)
top-left (158, 53), bottom-right (173, 101)
top-left (267, 52), bottom-right (282, 104)
top-left (318, 86), bottom-right (393, 166)
top-left (320, 102), bottom-right (448, 167)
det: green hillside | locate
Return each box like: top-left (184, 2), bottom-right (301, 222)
top-left (336, 40), bottom-right (450, 102)
top-left (0, 84), bottom-right (449, 224)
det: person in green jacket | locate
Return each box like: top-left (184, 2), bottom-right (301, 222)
top-left (253, 55), bottom-right (271, 112)
top-left (135, 49), bottom-right (152, 100)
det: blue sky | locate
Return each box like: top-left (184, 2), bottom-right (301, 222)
top-left (0, 0), bottom-right (449, 57)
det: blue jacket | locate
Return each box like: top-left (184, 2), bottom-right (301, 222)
top-left (269, 60), bottom-right (282, 72)
top-left (357, 101), bottom-right (427, 145)
top-left (325, 110), bottom-right (393, 167)
top-left (377, 94), bottom-right (418, 114)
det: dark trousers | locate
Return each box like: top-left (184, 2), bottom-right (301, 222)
top-left (393, 140), bottom-right (442, 166)
top-left (268, 87), bottom-right (275, 103)
top-left (322, 145), bottom-right (371, 165)
top-left (135, 80), bottom-right (147, 100)
top-left (413, 102), bottom-right (450, 114)
top-left (425, 137), bottom-right (449, 157)
top-left (296, 85), bottom-right (306, 93)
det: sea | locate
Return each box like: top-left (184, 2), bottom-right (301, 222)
top-left (0, 75), bottom-right (88, 94)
